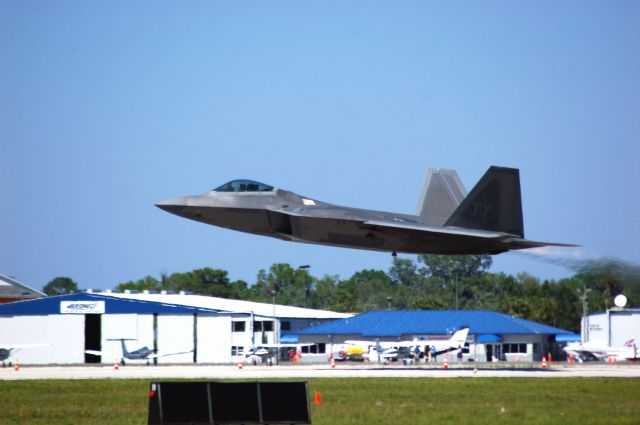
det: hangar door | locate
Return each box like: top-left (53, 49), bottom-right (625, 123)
top-left (84, 314), bottom-right (101, 363)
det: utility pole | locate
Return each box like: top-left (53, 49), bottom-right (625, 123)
top-left (577, 287), bottom-right (591, 342)
top-left (299, 265), bottom-right (311, 307)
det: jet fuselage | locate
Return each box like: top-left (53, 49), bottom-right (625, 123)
top-left (156, 168), bottom-right (575, 256)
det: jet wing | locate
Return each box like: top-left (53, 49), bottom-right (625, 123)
top-left (363, 219), bottom-right (503, 238)
top-left (363, 219), bottom-right (577, 251)
top-left (147, 349), bottom-right (194, 359)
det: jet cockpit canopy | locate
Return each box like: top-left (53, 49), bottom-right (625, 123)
top-left (213, 180), bottom-right (274, 193)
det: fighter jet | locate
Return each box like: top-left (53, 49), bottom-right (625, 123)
top-left (156, 166), bottom-right (575, 256)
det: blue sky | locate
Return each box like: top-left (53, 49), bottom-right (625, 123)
top-left (1, 1), bottom-right (638, 291)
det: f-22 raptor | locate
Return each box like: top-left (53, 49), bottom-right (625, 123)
top-left (156, 166), bottom-right (574, 256)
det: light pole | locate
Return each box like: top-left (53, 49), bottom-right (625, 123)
top-left (577, 287), bottom-right (591, 342)
top-left (299, 265), bottom-right (311, 307)
top-left (271, 289), bottom-right (278, 364)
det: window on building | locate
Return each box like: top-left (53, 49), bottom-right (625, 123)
top-left (231, 346), bottom-right (244, 356)
top-left (232, 321), bottom-right (246, 332)
top-left (300, 343), bottom-right (325, 354)
top-left (503, 343), bottom-right (527, 354)
top-left (253, 321), bottom-right (274, 332)
top-left (281, 321), bottom-right (291, 331)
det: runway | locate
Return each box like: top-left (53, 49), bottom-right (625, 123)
top-left (2, 363), bottom-right (640, 380)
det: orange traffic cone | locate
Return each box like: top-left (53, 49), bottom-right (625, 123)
top-left (568, 354), bottom-right (574, 364)
top-left (114, 361), bottom-right (120, 370)
top-left (330, 356), bottom-right (336, 369)
top-left (14, 359), bottom-right (19, 372)
top-left (541, 356), bottom-right (548, 369)
top-left (237, 358), bottom-right (244, 369)
top-left (443, 355), bottom-right (449, 369)
top-left (314, 392), bottom-right (321, 405)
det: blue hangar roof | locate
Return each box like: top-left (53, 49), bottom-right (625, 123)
top-left (0, 293), bottom-right (225, 316)
top-left (296, 310), bottom-right (572, 338)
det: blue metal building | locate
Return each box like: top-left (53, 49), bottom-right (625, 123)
top-left (296, 310), bottom-right (573, 362)
top-left (0, 292), bottom-right (348, 365)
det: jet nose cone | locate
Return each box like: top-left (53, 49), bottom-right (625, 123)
top-left (155, 196), bottom-right (190, 216)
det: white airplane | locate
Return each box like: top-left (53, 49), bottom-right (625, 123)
top-left (0, 343), bottom-right (50, 366)
top-left (563, 338), bottom-right (638, 363)
top-left (85, 339), bottom-right (193, 365)
top-left (344, 327), bottom-right (469, 362)
top-left (241, 343), bottom-right (313, 365)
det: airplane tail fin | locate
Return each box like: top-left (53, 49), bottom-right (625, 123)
top-left (416, 168), bottom-right (467, 226)
top-left (119, 339), bottom-right (129, 356)
top-left (449, 327), bottom-right (469, 349)
top-left (444, 166), bottom-right (524, 238)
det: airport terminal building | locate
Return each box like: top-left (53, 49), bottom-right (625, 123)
top-left (296, 310), bottom-right (573, 362)
top-left (0, 291), bottom-right (350, 365)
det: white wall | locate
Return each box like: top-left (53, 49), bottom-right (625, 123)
top-left (0, 315), bottom-right (84, 364)
top-left (585, 311), bottom-right (640, 347)
top-left (611, 313), bottom-right (640, 347)
top-left (157, 314), bottom-right (194, 363)
top-left (100, 314), bottom-right (155, 364)
top-left (196, 315), bottom-right (232, 363)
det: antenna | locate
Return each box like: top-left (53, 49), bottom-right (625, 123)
top-left (614, 294), bottom-right (628, 308)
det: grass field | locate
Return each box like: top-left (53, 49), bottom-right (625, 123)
top-left (1, 378), bottom-right (639, 425)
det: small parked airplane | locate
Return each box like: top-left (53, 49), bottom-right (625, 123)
top-left (84, 339), bottom-right (193, 365)
top-left (342, 327), bottom-right (470, 362)
top-left (563, 338), bottom-right (638, 363)
top-left (242, 343), bottom-right (313, 365)
top-left (0, 343), bottom-right (49, 366)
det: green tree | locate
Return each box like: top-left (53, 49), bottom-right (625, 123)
top-left (163, 268), bottom-right (248, 299)
top-left (311, 275), bottom-right (340, 310)
top-left (43, 277), bottom-right (79, 295)
top-left (418, 254), bottom-right (493, 309)
top-left (350, 269), bottom-right (394, 311)
top-left (116, 275), bottom-right (161, 292)
top-left (249, 264), bottom-right (315, 307)
top-left (117, 269), bottom-right (248, 299)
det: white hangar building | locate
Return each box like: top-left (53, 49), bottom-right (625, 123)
top-left (0, 291), bottom-right (350, 365)
top-left (582, 307), bottom-right (640, 348)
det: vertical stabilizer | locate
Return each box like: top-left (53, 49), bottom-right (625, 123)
top-left (120, 339), bottom-right (129, 356)
top-left (444, 166), bottom-right (524, 237)
top-left (416, 168), bottom-right (467, 226)
top-left (449, 327), bottom-right (469, 349)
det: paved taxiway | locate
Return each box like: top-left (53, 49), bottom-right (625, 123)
top-left (2, 363), bottom-right (639, 380)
